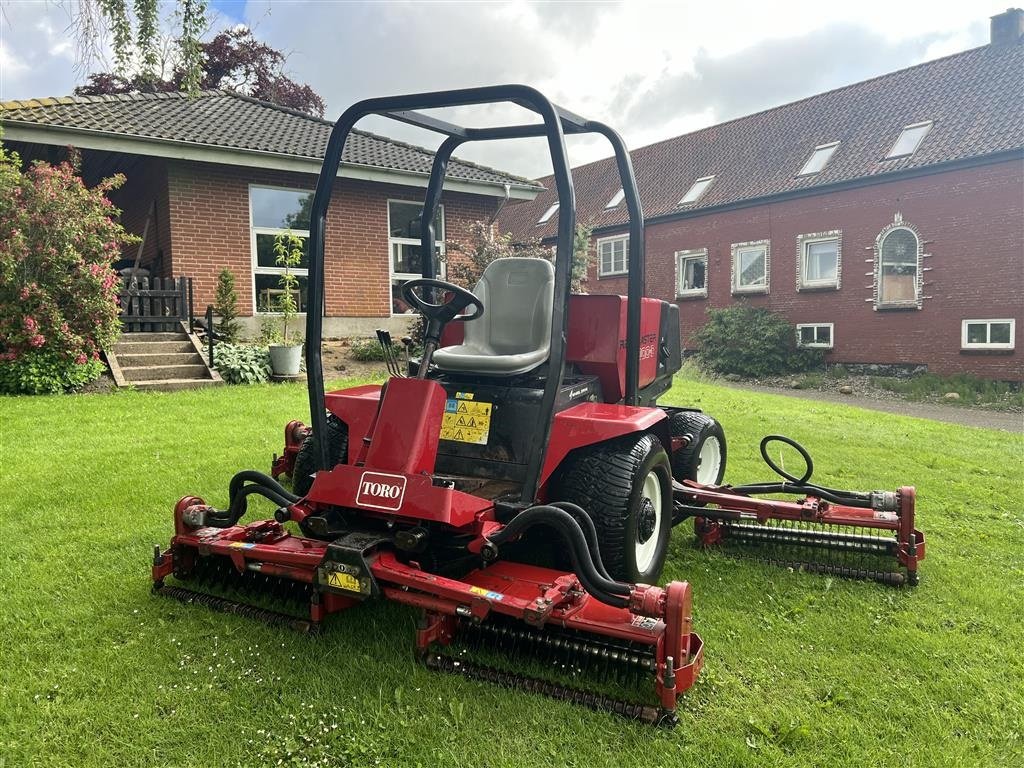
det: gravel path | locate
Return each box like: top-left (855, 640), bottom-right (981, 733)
top-left (726, 382), bottom-right (1023, 433)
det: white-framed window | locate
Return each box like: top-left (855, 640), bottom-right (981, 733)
top-left (676, 248), bottom-right (708, 297)
top-left (605, 188), bottom-right (625, 209)
top-left (887, 121), bottom-right (932, 159)
top-left (731, 240), bottom-right (770, 294)
top-left (389, 199), bottom-right (445, 314)
top-left (250, 185), bottom-right (312, 314)
top-left (597, 235), bottom-right (629, 277)
top-left (798, 142), bottom-right (839, 176)
top-left (961, 319), bottom-right (1015, 350)
top-left (796, 231), bottom-right (841, 290)
top-left (537, 202), bottom-right (559, 224)
top-left (796, 323), bottom-right (834, 349)
top-left (875, 222), bottom-right (921, 308)
top-left (679, 175), bottom-right (715, 205)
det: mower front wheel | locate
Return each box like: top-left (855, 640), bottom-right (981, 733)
top-left (292, 414), bottom-right (348, 496)
top-left (669, 411), bottom-right (726, 487)
top-left (556, 433), bottom-right (673, 584)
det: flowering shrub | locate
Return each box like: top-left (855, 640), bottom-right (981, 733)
top-left (0, 142), bottom-right (136, 394)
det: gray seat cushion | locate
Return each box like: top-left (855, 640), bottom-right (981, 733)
top-left (433, 257), bottom-right (554, 376)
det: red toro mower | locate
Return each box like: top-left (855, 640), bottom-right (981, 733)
top-left (153, 86), bottom-right (924, 725)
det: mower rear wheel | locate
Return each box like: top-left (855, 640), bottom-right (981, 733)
top-left (556, 433), bottom-right (673, 584)
top-left (669, 411), bottom-right (726, 486)
top-left (292, 414), bottom-right (348, 496)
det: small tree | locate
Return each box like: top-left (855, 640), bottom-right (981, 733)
top-left (272, 232), bottom-right (304, 345)
top-left (213, 267), bottom-right (241, 342)
top-left (0, 140), bottom-right (137, 394)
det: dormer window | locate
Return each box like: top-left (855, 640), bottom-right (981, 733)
top-left (798, 142), bottom-right (839, 176)
top-left (605, 188), bottom-right (625, 209)
top-left (679, 175), bottom-right (715, 205)
top-left (887, 121), bottom-right (932, 158)
top-left (537, 202), bottom-right (559, 224)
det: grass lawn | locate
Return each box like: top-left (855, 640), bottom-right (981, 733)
top-left (1, 376), bottom-right (1022, 767)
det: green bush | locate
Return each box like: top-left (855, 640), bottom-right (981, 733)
top-left (0, 142), bottom-right (136, 394)
top-left (213, 268), bottom-right (241, 343)
top-left (213, 343), bottom-right (271, 384)
top-left (693, 304), bottom-right (823, 378)
top-left (349, 337), bottom-right (387, 362)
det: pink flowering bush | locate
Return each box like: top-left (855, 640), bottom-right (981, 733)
top-left (0, 141), bottom-right (137, 393)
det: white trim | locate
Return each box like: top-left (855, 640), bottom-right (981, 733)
top-left (249, 184), bottom-right (312, 314)
top-left (796, 231), bottom-right (842, 290)
top-left (596, 234), bottom-right (629, 277)
top-left (388, 199), bottom-right (446, 316)
top-left (0, 121), bottom-right (539, 199)
top-left (886, 121), bottom-right (933, 159)
top-left (679, 175), bottom-right (715, 205)
top-left (730, 239), bottom-right (770, 294)
top-left (537, 202), bottom-right (559, 224)
top-left (798, 141), bottom-right (839, 176)
top-left (796, 323), bottom-right (834, 349)
top-left (961, 319), bottom-right (1015, 350)
top-left (605, 188), bottom-right (625, 209)
top-left (675, 248), bottom-right (708, 298)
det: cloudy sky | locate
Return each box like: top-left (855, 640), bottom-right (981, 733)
top-left (1, 1), bottom-right (995, 178)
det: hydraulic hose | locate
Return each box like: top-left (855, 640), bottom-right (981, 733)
top-left (548, 501), bottom-right (615, 583)
top-left (488, 505), bottom-right (632, 607)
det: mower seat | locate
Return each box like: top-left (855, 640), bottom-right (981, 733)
top-left (433, 257), bottom-right (554, 376)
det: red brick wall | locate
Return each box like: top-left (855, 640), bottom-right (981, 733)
top-left (585, 159), bottom-right (1024, 379)
top-left (163, 160), bottom-right (499, 317)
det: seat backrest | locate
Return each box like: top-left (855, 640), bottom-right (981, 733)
top-left (466, 257), bottom-right (554, 356)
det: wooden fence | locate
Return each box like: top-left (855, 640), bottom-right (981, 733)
top-left (118, 276), bottom-right (193, 333)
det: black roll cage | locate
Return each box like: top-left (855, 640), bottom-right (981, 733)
top-left (306, 85), bottom-right (645, 503)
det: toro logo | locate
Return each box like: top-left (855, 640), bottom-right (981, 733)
top-left (356, 471), bottom-right (407, 511)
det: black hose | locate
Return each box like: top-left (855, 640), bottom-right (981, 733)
top-left (228, 484), bottom-right (295, 523)
top-left (548, 501), bottom-right (614, 583)
top-left (229, 470), bottom-right (300, 505)
top-left (489, 506), bottom-right (631, 606)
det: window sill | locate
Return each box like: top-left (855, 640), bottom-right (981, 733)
top-left (598, 272), bottom-right (628, 279)
top-left (798, 345), bottom-right (834, 350)
top-left (874, 302), bottom-right (920, 311)
top-left (798, 282), bottom-right (839, 292)
top-left (960, 347), bottom-right (1015, 355)
top-left (676, 291), bottom-right (708, 300)
top-left (732, 287), bottom-right (768, 296)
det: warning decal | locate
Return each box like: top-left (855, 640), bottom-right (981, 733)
top-left (440, 398), bottom-right (492, 445)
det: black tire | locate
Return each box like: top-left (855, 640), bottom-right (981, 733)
top-left (555, 433), bottom-right (673, 584)
top-left (669, 411), bottom-right (726, 486)
top-left (292, 414), bottom-right (348, 496)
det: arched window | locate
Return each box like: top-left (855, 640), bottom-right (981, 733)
top-left (876, 225), bottom-right (920, 307)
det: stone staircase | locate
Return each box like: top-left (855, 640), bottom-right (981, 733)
top-left (108, 327), bottom-right (223, 391)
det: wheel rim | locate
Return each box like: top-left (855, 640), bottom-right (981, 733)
top-left (696, 436), bottom-right (722, 485)
top-left (635, 469), bottom-right (663, 573)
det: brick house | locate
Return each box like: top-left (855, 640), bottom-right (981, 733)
top-left (501, 11), bottom-right (1024, 380)
top-left (0, 89), bottom-right (540, 336)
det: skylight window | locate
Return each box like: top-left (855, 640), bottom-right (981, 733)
top-left (537, 202), bottom-right (559, 224)
top-left (605, 188), bottom-right (625, 209)
top-left (887, 121), bottom-right (933, 159)
top-left (679, 175), bottom-right (715, 205)
top-left (798, 142), bottom-right (839, 176)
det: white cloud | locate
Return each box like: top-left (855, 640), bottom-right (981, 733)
top-left (1, 0), bottom-right (997, 176)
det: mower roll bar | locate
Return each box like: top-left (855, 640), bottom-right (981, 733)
top-left (306, 85), bottom-right (645, 503)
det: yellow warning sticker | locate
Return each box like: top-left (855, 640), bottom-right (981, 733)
top-left (325, 571), bottom-right (361, 593)
top-left (454, 391), bottom-right (474, 400)
top-left (440, 398), bottom-right (492, 445)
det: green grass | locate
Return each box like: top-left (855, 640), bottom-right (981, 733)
top-left (2, 378), bottom-right (1022, 767)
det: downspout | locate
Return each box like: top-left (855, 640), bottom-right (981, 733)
top-left (487, 183), bottom-right (512, 227)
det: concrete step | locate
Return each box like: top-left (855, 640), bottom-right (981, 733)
top-left (119, 332), bottom-right (190, 343)
top-left (130, 378), bottom-right (224, 392)
top-left (114, 340), bottom-right (195, 355)
top-left (117, 351), bottom-right (204, 368)
top-left (123, 364), bottom-right (210, 382)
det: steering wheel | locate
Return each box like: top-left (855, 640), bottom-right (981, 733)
top-left (401, 278), bottom-right (484, 325)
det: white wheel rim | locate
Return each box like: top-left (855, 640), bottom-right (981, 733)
top-left (635, 469), bottom-right (663, 573)
top-left (696, 436), bottom-right (722, 485)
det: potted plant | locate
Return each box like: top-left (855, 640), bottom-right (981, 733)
top-left (267, 231), bottom-right (304, 376)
